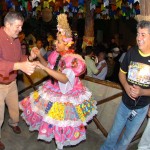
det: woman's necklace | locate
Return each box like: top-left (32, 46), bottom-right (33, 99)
top-left (59, 49), bottom-right (74, 56)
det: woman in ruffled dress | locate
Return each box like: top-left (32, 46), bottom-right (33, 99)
top-left (19, 14), bottom-right (97, 150)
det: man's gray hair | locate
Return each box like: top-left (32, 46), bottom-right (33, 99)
top-left (137, 20), bottom-right (150, 33)
top-left (4, 11), bottom-right (24, 26)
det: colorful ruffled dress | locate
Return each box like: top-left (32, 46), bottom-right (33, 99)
top-left (19, 50), bottom-right (97, 149)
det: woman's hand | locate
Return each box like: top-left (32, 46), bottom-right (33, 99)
top-left (34, 61), bottom-right (46, 70)
top-left (31, 47), bottom-right (41, 58)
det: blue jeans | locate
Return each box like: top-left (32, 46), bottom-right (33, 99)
top-left (100, 101), bottom-right (149, 150)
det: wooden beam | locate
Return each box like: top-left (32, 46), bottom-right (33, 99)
top-left (97, 92), bottom-right (123, 105)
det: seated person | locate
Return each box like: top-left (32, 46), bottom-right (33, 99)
top-left (93, 51), bottom-right (107, 80)
top-left (18, 31), bottom-right (29, 55)
top-left (36, 39), bottom-right (47, 59)
top-left (85, 46), bottom-right (106, 77)
top-left (105, 52), bottom-right (115, 81)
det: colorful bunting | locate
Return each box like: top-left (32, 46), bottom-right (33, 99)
top-left (63, 0), bottom-right (70, 3)
top-left (78, 0), bottom-right (84, 5)
top-left (48, 0), bottom-right (55, 2)
top-left (90, 2), bottom-right (96, 10)
top-left (134, 0), bottom-right (140, 2)
top-left (43, 1), bottom-right (49, 8)
top-left (116, 0), bottom-right (122, 8)
top-left (0, 0), bottom-right (143, 20)
top-left (91, 0), bottom-right (98, 5)
top-left (103, 0), bottom-right (109, 7)
top-left (32, 0), bottom-right (40, 8)
top-left (128, 0), bottom-right (134, 4)
top-left (5, 0), bottom-right (13, 9)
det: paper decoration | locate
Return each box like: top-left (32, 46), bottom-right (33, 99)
top-left (116, 0), bottom-right (121, 8)
top-left (104, 0), bottom-right (109, 7)
top-left (24, 1), bottom-right (27, 10)
top-left (32, 0), bottom-right (40, 8)
top-left (90, 3), bottom-right (96, 10)
top-left (111, 4), bottom-right (116, 11)
top-left (5, 0), bottom-right (13, 9)
top-left (101, 4), bottom-right (104, 11)
top-left (43, 1), bottom-right (49, 8)
top-left (91, 0), bottom-right (98, 5)
top-left (69, 12), bottom-right (73, 17)
top-left (36, 5), bottom-right (41, 12)
top-left (64, 5), bottom-right (69, 12)
top-left (101, 8), bottom-right (108, 15)
top-left (128, 0), bottom-right (134, 4)
top-left (63, 0), bottom-right (70, 3)
top-left (0, 0), bottom-right (142, 20)
top-left (95, 7), bottom-right (101, 13)
top-left (129, 3), bottom-right (132, 9)
top-left (78, 0), bottom-right (84, 5)
top-left (134, 0), bottom-right (140, 3)
top-left (48, 0), bottom-right (55, 2)
top-left (71, 0), bottom-right (78, 7)
top-left (72, 7), bottom-right (78, 13)
top-left (78, 5), bottom-right (84, 13)
top-left (27, 1), bottom-right (32, 11)
top-left (96, 14), bottom-right (101, 19)
top-left (82, 36), bottom-right (94, 50)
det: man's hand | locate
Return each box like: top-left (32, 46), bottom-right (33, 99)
top-left (14, 61), bottom-right (36, 75)
top-left (129, 85), bottom-right (143, 100)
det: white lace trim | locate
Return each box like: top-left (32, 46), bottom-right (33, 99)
top-left (21, 107), bottom-right (97, 128)
top-left (43, 110), bottom-right (98, 127)
top-left (56, 135), bottom-right (86, 149)
top-left (30, 86), bottom-right (92, 106)
top-left (37, 134), bottom-right (54, 142)
top-left (37, 134), bottom-right (86, 149)
top-left (58, 69), bottom-right (75, 94)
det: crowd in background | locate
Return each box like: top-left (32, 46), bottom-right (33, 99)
top-left (83, 38), bottom-right (133, 84)
top-left (0, 9), bottom-right (135, 87)
top-left (17, 26), bottom-right (134, 86)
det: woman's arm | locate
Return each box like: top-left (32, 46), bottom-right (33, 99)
top-left (36, 62), bottom-right (68, 83)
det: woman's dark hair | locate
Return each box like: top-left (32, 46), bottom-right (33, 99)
top-left (85, 46), bottom-right (93, 55)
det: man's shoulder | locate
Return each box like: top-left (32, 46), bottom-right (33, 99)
top-left (0, 27), bottom-right (4, 34)
top-left (129, 46), bottom-right (138, 52)
top-left (126, 46), bottom-right (138, 56)
top-left (85, 56), bottom-right (91, 61)
top-left (0, 28), bottom-right (5, 43)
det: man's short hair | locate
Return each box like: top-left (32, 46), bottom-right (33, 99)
top-left (137, 20), bottom-right (150, 33)
top-left (4, 11), bottom-right (24, 25)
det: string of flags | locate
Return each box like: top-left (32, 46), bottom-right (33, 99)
top-left (1, 0), bottom-right (140, 19)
